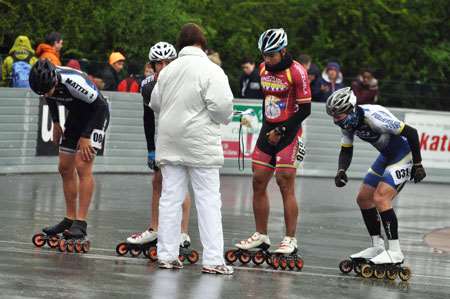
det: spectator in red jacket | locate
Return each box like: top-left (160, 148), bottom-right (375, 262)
top-left (352, 68), bottom-right (379, 104)
top-left (117, 61), bottom-right (140, 93)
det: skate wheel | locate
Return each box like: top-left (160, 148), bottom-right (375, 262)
top-left (252, 251), bottom-right (265, 265)
top-left (32, 233), bottom-right (46, 247)
top-left (386, 268), bottom-right (398, 280)
top-left (374, 265), bottom-right (386, 279)
top-left (67, 240), bottom-right (75, 253)
top-left (272, 256), bottom-right (280, 270)
top-left (280, 257), bottom-right (287, 270)
top-left (339, 259), bottom-right (353, 274)
top-left (399, 267), bottom-right (411, 281)
top-left (82, 240), bottom-right (90, 253)
top-left (187, 250), bottom-right (199, 264)
top-left (58, 239), bottom-right (67, 252)
top-left (266, 256), bottom-right (272, 266)
top-left (354, 263), bottom-right (362, 275)
top-left (361, 264), bottom-right (373, 278)
top-left (75, 240), bottom-right (83, 253)
top-left (148, 247), bottom-right (158, 261)
top-left (239, 251), bottom-right (251, 264)
top-left (130, 247), bottom-right (142, 257)
top-left (47, 236), bottom-right (60, 248)
top-left (286, 259), bottom-right (294, 270)
top-left (295, 258), bottom-right (304, 270)
top-left (224, 249), bottom-right (237, 264)
top-left (178, 255), bottom-right (186, 263)
top-left (116, 242), bottom-right (129, 256)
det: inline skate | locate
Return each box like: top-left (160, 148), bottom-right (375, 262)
top-left (360, 249), bottom-right (411, 281)
top-left (32, 217), bottom-right (73, 249)
top-left (177, 233), bottom-right (200, 264)
top-left (225, 232), bottom-right (272, 266)
top-left (116, 229), bottom-right (158, 258)
top-left (58, 220), bottom-right (90, 253)
top-left (269, 236), bottom-right (304, 271)
top-left (339, 236), bottom-right (385, 275)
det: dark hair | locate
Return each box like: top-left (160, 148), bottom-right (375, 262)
top-left (359, 67), bottom-right (375, 76)
top-left (241, 57), bottom-right (255, 65)
top-left (298, 54), bottom-right (311, 65)
top-left (127, 61), bottom-right (140, 76)
top-left (176, 23), bottom-right (207, 51)
top-left (45, 32), bottom-right (62, 45)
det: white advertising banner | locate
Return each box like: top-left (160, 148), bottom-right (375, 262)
top-left (405, 113), bottom-right (450, 169)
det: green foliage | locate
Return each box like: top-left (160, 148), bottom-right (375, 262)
top-left (1, 0), bottom-right (449, 108)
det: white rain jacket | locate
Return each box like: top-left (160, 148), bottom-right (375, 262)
top-left (150, 46), bottom-right (234, 167)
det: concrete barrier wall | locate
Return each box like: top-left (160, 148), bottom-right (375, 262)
top-left (1, 88), bottom-right (449, 183)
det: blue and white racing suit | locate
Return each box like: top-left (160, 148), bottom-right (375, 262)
top-left (341, 105), bottom-right (412, 190)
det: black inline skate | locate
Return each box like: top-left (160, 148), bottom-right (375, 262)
top-left (225, 232), bottom-right (272, 266)
top-left (32, 217), bottom-right (73, 249)
top-left (178, 233), bottom-right (200, 264)
top-left (59, 220), bottom-right (90, 253)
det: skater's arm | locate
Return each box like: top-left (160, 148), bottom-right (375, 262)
top-left (400, 124), bottom-right (426, 183)
top-left (143, 105), bottom-right (156, 152)
top-left (400, 124), bottom-right (421, 164)
top-left (338, 145), bottom-right (353, 172)
top-left (277, 102), bottom-right (311, 133)
top-left (46, 98), bottom-right (60, 123)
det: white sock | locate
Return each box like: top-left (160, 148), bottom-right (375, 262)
top-left (388, 239), bottom-right (401, 252)
top-left (371, 235), bottom-right (384, 247)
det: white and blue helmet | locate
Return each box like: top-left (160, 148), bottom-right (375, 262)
top-left (149, 42), bottom-right (177, 62)
top-left (258, 28), bottom-right (288, 54)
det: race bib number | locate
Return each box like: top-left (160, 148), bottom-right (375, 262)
top-left (389, 163), bottom-right (412, 185)
top-left (296, 137), bottom-right (306, 163)
top-left (90, 129), bottom-right (105, 150)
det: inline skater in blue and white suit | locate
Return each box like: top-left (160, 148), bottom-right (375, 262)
top-left (326, 87), bottom-right (426, 279)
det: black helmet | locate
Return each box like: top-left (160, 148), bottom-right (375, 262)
top-left (29, 59), bottom-right (57, 95)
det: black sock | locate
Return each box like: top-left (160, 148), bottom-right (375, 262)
top-left (379, 209), bottom-right (398, 240)
top-left (360, 208), bottom-right (381, 236)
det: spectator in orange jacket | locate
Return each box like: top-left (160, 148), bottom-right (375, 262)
top-left (36, 32), bottom-right (63, 66)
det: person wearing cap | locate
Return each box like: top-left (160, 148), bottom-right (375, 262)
top-left (317, 61), bottom-right (345, 102)
top-left (101, 52), bottom-right (125, 91)
top-left (36, 32), bottom-right (63, 66)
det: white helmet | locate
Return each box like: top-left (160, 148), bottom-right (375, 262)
top-left (258, 28), bottom-right (288, 54)
top-left (149, 42), bottom-right (177, 62)
top-left (326, 87), bottom-right (357, 116)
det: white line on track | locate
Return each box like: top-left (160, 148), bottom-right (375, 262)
top-left (1, 241), bottom-right (450, 285)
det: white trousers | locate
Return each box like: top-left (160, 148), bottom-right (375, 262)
top-left (157, 164), bottom-right (225, 266)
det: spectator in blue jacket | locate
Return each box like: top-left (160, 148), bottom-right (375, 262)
top-left (317, 62), bottom-right (345, 102)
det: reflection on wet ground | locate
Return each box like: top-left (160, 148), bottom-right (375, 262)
top-left (0, 174), bottom-right (449, 298)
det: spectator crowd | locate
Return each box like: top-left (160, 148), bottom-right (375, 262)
top-left (0, 32), bottom-right (379, 104)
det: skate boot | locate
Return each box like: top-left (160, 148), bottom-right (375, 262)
top-left (116, 229), bottom-right (158, 258)
top-left (339, 235), bottom-right (385, 275)
top-left (32, 217), bottom-right (73, 249)
top-left (59, 220), bottom-right (90, 253)
top-left (225, 232), bottom-right (271, 266)
top-left (361, 249), bottom-right (411, 281)
top-left (178, 233), bottom-right (199, 264)
top-left (270, 236), bottom-right (304, 271)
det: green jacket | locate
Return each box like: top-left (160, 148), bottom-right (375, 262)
top-left (2, 35), bottom-right (38, 83)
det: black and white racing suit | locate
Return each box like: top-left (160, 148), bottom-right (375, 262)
top-left (45, 66), bottom-right (109, 154)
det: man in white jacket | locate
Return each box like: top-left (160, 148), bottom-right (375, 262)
top-left (150, 23), bottom-right (234, 274)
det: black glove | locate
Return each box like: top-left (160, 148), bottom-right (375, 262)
top-left (411, 163), bottom-right (426, 183)
top-left (335, 169), bottom-right (348, 187)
